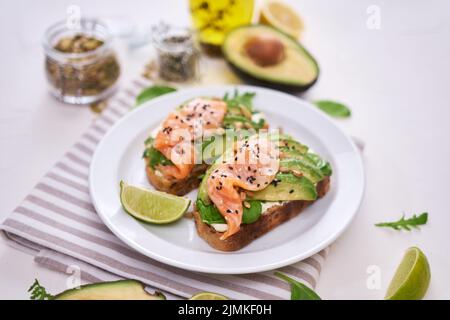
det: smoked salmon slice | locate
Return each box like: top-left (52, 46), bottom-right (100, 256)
top-left (153, 98), bottom-right (227, 179)
top-left (207, 135), bottom-right (279, 239)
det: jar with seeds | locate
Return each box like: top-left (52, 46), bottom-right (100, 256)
top-left (43, 19), bottom-right (120, 104)
top-left (152, 24), bottom-right (199, 82)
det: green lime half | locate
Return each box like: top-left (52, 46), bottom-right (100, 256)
top-left (385, 247), bottom-right (431, 300)
top-left (119, 181), bottom-right (190, 224)
top-left (189, 292), bottom-right (229, 300)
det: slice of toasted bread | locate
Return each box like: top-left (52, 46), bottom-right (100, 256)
top-left (193, 177), bottom-right (330, 251)
top-left (145, 158), bottom-right (208, 196)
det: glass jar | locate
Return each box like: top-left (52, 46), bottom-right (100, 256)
top-left (42, 19), bottom-right (120, 104)
top-left (152, 23), bottom-right (199, 82)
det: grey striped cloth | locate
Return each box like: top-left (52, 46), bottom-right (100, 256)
top-left (0, 76), bottom-right (329, 300)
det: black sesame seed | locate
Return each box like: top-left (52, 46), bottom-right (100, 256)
top-left (226, 209), bottom-right (232, 213)
top-left (228, 166), bottom-right (233, 170)
top-left (235, 210), bottom-right (238, 214)
top-left (289, 189), bottom-right (294, 194)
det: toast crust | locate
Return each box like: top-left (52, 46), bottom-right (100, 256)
top-left (193, 176), bottom-right (330, 251)
top-left (145, 159), bottom-right (208, 196)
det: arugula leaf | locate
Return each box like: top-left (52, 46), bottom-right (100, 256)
top-left (275, 272), bottom-right (321, 300)
top-left (28, 279), bottom-right (54, 300)
top-left (242, 200), bottom-right (262, 224)
top-left (143, 147), bottom-right (173, 169)
top-left (223, 90), bottom-right (256, 112)
top-left (136, 85), bottom-right (176, 106)
top-left (223, 114), bottom-right (253, 127)
top-left (375, 212), bottom-right (428, 231)
top-left (313, 100), bottom-right (351, 118)
top-left (196, 199), bottom-right (226, 224)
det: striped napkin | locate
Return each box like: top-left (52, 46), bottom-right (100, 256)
top-left (0, 76), bottom-right (329, 300)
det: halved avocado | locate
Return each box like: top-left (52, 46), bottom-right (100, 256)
top-left (53, 280), bottom-right (166, 300)
top-left (222, 25), bottom-right (319, 92)
top-left (249, 173), bottom-right (317, 201)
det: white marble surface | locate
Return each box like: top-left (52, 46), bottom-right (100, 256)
top-left (1, 0), bottom-right (449, 299)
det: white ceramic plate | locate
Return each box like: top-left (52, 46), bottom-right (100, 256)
top-left (90, 85), bottom-right (364, 274)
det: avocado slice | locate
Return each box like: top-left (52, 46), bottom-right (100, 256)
top-left (279, 139), bottom-right (309, 154)
top-left (198, 164), bottom-right (218, 204)
top-left (249, 173), bottom-right (317, 201)
top-left (53, 280), bottom-right (165, 300)
top-left (222, 25), bottom-right (319, 92)
top-left (279, 158), bottom-right (324, 183)
top-left (280, 147), bottom-right (332, 176)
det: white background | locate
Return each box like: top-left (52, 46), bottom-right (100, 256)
top-left (1, 0), bottom-right (449, 299)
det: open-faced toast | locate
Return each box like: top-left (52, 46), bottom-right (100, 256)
top-left (143, 91), bottom-right (267, 195)
top-left (194, 133), bottom-right (332, 251)
top-left (193, 177), bottom-right (329, 251)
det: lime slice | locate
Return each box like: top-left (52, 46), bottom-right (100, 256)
top-left (385, 247), bottom-right (431, 300)
top-left (259, 0), bottom-right (304, 39)
top-left (119, 181), bottom-right (190, 224)
top-left (189, 292), bottom-right (229, 300)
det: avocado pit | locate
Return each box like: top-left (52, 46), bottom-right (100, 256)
top-left (244, 35), bottom-right (285, 67)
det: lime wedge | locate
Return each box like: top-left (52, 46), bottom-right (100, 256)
top-left (119, 181), bottom-right (190, 224)
top-left (189, 292), bottom-right (229, 300)
top-left (385, 247), bottom-right (431, 300)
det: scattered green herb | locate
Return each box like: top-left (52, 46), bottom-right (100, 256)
top-left (28, 279), bottom-right (54, 300)
top-left (136, 85), bottom-right (177, 106)
top-left (375, 212), bottom-right (428, 231)
top-left (313, 100), bottom-right (351, 118)
top-left (275, 272), bottom-right (321, 300)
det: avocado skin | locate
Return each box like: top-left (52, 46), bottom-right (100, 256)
top-left (226, 61), bottom-right (319, 93)
top-left (53, 279), bottom-right (166, 300)
top-left (222, 25), bottom-right (320, 93)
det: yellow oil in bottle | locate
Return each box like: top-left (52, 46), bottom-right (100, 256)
top-left (190, 0), bottom-right (254, 48)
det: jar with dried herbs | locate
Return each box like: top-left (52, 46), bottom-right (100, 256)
top-left (43, 19), bottom-right (120, 104)
top-left (152, 24), bottom-right (199, 82)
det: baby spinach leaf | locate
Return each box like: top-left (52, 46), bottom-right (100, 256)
top-left (242, 200), bottom-right (262, 224)
top-left (196, 199), bottom-right (226, 224)
top-left (197, 199), bottom-right (263, 226)
top-left (136, 86), bottom-right (176, 106)
top-left (313, 100), bottom-right (351, 118)
top-left (275, 272), bottom-right (321, 300)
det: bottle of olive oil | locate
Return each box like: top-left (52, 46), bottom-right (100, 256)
top-left (190, 0), bottom-right (254, 54)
